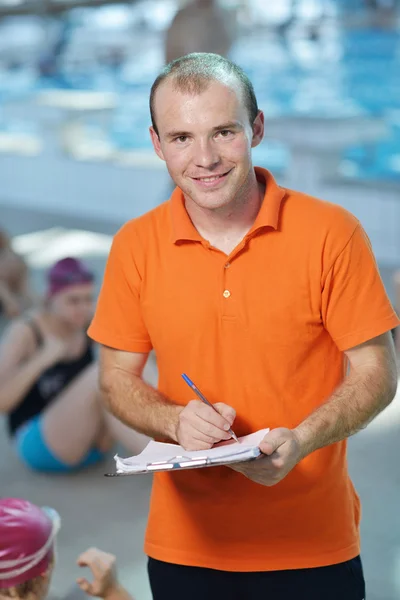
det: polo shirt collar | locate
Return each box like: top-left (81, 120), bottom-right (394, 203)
top-left (170, 167), bottom-right (285, 243)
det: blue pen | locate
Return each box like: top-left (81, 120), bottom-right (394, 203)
top-left (181, 373), bottom-right (239, 443)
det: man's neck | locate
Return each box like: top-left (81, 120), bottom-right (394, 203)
top-left (184, 175), bottom-right (265, 255)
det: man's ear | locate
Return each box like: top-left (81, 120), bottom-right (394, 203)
top-left (149, 127), bottom-right (165, 161)
top-left (251, 110), bottom-right (265, 149)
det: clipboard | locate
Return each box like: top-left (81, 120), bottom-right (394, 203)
top-left (105, 446), bottom-right (261, 477)
top-left (104, 428), bottom-right (270, 477)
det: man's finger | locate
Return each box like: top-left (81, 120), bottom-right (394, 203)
top-left (194, 418), bottom-right (232, 441)
top-left (229, 463), bottom-right (246, 473)
top-left (189, 436), bottom-right (216, 450)
top-left (188, 426), bottom-right (221, 445)
top-left (259, 439), bottom-right (277, 456)
top-left (185, 404), bottom-right (232, 439)
top-left (194, 402), bottom-right (233, 431)
top-left (213, 402), bottom-right (236, 426)
top-left (187, 423), bottom-right (230, 447)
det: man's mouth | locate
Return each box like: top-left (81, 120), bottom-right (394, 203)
top-left (191, 169), bottom-right (232, 183)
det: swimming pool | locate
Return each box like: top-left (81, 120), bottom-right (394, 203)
top-left (0, 23), bottom-right (399, 180)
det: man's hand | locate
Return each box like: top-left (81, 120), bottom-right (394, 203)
top-left (229, 428), bottom-right (303, 486)
top-left (176, 400), bottom-right (236, 450)
top-left (76, 547), bottom-right (128, 599)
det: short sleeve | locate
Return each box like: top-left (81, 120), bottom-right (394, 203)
top-left (87, 225), bottom-right (152, 353)
top-left (321, 223), bottom-right (400, 351)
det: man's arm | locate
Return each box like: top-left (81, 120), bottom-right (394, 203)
top-left (99, 345), bottom-right (236, 450)
top-left (230, 332), bottom-right (398, 486)
top-left (393, 270), bottom-right (400, 357)
top-left (99, 345), bottom-right (181, 441)
top-left (293, 331), bottom-right (398, 458)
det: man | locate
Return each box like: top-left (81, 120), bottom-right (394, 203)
top-left (88, 53), bottom-right (399, 600)
top-left (393, 269), bottom-right (400, 357)
top-left (165, 0), bottom-right (236, 64)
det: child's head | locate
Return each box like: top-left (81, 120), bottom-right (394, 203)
top-left (0, 499), bottom-right (60, 600)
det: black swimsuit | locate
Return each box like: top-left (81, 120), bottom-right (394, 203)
top-left (7, 320), bottom-right (94, 437)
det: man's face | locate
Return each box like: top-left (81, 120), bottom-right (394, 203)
top-left (150, 79), bottom-right (264, 211)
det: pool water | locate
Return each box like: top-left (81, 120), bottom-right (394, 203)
top-left (1, 24), bottom-right (399, 180)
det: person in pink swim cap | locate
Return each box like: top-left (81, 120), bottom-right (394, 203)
top-left (0, 257), bottom-right (148, 473)
top-left (0, 498), bottom-right (133, 599)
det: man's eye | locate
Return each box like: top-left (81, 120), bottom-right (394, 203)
top-left (218, 130), bottom-right (232, 137)
top-left (176, 136), bottom-right (188, 143)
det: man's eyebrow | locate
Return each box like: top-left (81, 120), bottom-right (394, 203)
top-left (165, 130), bottom-right (191, 139)
top-left (212, 121), bottom-right (242, 131)
top-left (165, 121), bottom-right (243, 139)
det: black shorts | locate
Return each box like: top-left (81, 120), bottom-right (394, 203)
top-left (148, 555), bottom-right (365, 600)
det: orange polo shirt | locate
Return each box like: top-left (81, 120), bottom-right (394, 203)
top-left (88, 167), bottom-right (399, 572)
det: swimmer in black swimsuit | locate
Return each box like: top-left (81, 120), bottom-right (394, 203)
top-left (0, 257), bottom-right (148, 473)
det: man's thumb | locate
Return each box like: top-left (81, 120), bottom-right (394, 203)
top-left (259, 429), bottom-right (284, 456)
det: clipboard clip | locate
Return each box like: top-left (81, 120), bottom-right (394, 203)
top-left (146, 455), bottom-right (209, 471)
top-left (104, 454), bottom-right (210, 477)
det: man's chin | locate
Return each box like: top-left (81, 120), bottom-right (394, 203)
top-left (189, 191), bottom-right (232, 211)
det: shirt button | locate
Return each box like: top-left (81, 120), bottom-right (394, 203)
top-left (224, 262), bottom-right (231, 269)
top-left (223, 290), bottom-right (231, 298)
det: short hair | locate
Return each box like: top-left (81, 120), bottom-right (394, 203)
top-left (150, 53), bottom-right (259, 136)
top-left (1, 574), bottom-right (45, 598)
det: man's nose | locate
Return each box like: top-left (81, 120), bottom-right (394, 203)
top-left (193, 138), bottom-right (220, 169)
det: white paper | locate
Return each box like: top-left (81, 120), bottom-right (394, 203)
top-left (114, 428), bottom-right (269, 474)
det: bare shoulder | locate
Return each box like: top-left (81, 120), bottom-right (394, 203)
top-left (0, 312), bottom-right (39, 357)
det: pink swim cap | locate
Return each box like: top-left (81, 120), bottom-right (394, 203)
top-left (47, 257), bottom-right (94, 298)
top-left (0, 498), bottom-right (60, 589)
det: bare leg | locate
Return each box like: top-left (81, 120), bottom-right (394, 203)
top-left (41, 362), bottom-right (150, 465)
top-left (104, 411), bottom-right (150, 455)
top-left (41, 362), bottom-right (105, 465)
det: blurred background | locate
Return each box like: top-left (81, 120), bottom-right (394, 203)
top-left (0, 1), bottom-right (399, 599)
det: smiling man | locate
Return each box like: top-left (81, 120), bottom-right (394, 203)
top-left (88, 53), bottom-right (399, 600)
